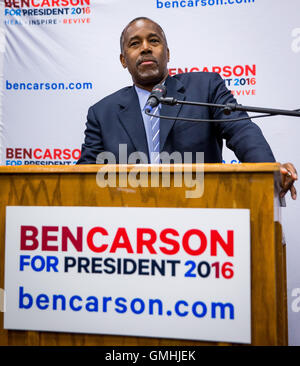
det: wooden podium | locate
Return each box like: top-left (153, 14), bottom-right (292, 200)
top-left (0, 163), bottom-right (287, 346)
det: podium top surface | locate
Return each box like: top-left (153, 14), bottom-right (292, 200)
top-left (0, 163), bottom-right (280, 174)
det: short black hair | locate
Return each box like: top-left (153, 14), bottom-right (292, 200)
top-left (120, 17), bottom-right (167, 53)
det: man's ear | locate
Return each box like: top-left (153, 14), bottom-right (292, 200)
top-left (167, 48), bottom-right (170, 62)
top-left (120, 54), bottom-right (127, 69)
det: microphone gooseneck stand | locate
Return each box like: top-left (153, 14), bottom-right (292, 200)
top-left (145, 96), bottom-right (300, 122)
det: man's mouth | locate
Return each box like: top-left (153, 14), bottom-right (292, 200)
top-left (137, 59), bottom-right (157, 67)
top-left (141, 61), bottom-right (155, 65)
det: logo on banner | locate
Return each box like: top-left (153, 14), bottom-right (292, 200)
top-left (5, 147), bottom-right (81, 165)
top-left (5, 80), bottom-right (93, 92)
top-left (169, 64), bottom-right (257, 97)
top-left (4, 206), bottom-right (251, 343)
top-left (4, 0), bottom-right (91, 26)
top-left (155, 0), bottom-right (255, 10)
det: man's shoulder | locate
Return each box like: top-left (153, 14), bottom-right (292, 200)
top-left (90, 85), bottom-right (133, 110)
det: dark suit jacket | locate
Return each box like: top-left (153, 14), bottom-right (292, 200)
top-left (77, 72), bottom-right (275, 164)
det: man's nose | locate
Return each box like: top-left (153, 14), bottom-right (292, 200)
top-left (140, 40), bottom-right (152, 53)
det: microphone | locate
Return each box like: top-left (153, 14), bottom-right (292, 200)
top-left (144, 84), bottom-right (166, 113)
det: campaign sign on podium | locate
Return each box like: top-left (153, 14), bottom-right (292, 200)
top-left (4, 206), bottom-right (251, 343)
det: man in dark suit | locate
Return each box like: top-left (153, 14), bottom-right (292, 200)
top-left (77, 17), bottom-right (297, 199)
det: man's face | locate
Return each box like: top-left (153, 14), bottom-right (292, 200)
top-left (120, 19), bottom-right (170, 91)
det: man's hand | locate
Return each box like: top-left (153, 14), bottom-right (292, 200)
top-left (280, 163), bottom-right (298, 200)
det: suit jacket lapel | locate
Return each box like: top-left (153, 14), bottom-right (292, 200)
top-left (116, 77), bottom-right (186, 160)
top-left (117, 87), bottom-right (150, 161)
top-left (160, 76), bottom-right (186, 152)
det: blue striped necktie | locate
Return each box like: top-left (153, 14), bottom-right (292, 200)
top-left (150, 106), bottom-right (160, 164)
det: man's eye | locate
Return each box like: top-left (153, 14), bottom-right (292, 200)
top-left (129, 41), bottom-right (139, 47)
top-left (150, 39), bottom-right (159, 43)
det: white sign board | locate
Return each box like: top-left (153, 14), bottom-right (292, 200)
top-left (4, 206), bottom-right (251, 343)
